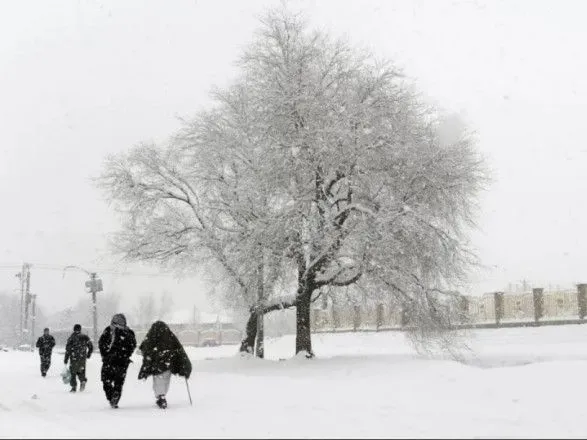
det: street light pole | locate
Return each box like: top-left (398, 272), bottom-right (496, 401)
top-left (23, 269), bottom-right (31, 331)
top-left (90, 273), bottom-right (98, 344)
top-left (63, 266), bottom-right (103, 343)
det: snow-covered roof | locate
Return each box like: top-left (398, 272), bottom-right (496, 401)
top-left (167, 309), bottom-right (233, 325)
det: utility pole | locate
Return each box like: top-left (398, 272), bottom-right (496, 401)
top-left (30, 294), bottom-right (37, 352)
top-left (23, 268), bottom-right (31, 331)
top-left (16, 263), bottom-right (31, 346)
top-left (63, 266), bottom-right (103, 343)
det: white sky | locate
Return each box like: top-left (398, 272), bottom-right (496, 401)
top-left (1, 0), bottom-right (586, 315)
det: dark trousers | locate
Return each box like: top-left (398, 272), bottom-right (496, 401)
top-left (69, 363), bottom-right (87, 390)
top-left (40, 353), bottom-right (52, 376)
top-left (101, 362), bottom-right (130, 404)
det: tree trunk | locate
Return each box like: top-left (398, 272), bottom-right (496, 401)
top-left (239, 298), bottom-right (298, 354)
top-left (239, 311), bottom-right (258, 354)
top-left (256, 254), bottom-right (265, 358)
top-left (255, 308), bottom-right (264, 358)
top-left (295, 283), bottom-right (314, 357)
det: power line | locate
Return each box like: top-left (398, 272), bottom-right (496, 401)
top-left (0, 262), bottom-right (176, 278)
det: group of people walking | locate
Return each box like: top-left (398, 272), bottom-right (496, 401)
top-left (36, 315), bottom-right (192, 409)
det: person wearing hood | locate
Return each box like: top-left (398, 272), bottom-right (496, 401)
top-left (138, 320), bottom-right (192, 409)
top-left (98, 313), bottom-right (136, 408)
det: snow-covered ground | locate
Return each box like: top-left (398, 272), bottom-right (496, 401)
top-left (3, 325), bottom-right (587, 438)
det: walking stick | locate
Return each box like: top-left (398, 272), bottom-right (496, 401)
top-left (185, 378), bottom-right (193, 406)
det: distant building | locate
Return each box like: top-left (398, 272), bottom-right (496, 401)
top-left (134, 309), bottom-right (242, 348)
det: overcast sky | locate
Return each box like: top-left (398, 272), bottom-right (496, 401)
top-left (1, 0), bottom-right (586, 316)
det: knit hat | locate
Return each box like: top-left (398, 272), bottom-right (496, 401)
top-left (73, 324), bottom-right (82, 332)
top-left (111, 313), bottom-right (127, 329)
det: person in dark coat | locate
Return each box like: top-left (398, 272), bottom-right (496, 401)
top-left (64, 324), bottom-right (93, 393)
top-left (138, 321), bottom-right (192, 409)
top-left (98, 313), bottom-right (137, 409)
top-left (36, 328), bottom-right (56, 377)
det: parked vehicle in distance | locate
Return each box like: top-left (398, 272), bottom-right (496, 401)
top-left (200, 338), bottom-right (219, 347)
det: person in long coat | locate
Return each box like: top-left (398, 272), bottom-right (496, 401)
top-left (138, 321), bottom-right (192, 409)
top-left (98, 313), bottom-right (137, 409)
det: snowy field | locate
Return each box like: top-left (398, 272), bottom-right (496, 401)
top-left (3, 325), bottom-right (587, 438)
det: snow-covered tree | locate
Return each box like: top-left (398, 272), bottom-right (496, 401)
top-left (158, 291), bottom-right (174, 321)
top-left (98, 122), bottom-right (288, 353)
top-left (46, 292), bottom-right (121, 336)
top-left (133, 292), bottom-right (156, 329)
top-left (132, 291), bottom-right (175, 328)
top-left (98, 5), bottom-right (487, 357)
top-left (0, 292), bottom-right (23, 346)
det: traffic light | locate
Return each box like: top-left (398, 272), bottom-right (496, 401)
top-left (85, 278), bottom-right (103, 293)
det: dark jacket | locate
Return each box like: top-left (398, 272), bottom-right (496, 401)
top-left (99, 325), bottom-right (137, 366)
top-left (64, 331), bottom-right (93, 368)
top-left (36, 334), bottom-right (56, 357)
top-left (138, 321), bottom-right (192, 380)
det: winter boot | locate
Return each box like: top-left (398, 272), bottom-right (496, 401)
top-left (70, 387), bottom-right (76, 393)
top-left (80, 381), bottom-right (86, 392)
top-left (156, 395), bottom-right (167, 409)
top-left (110, 392), bottom-right (120, 409)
